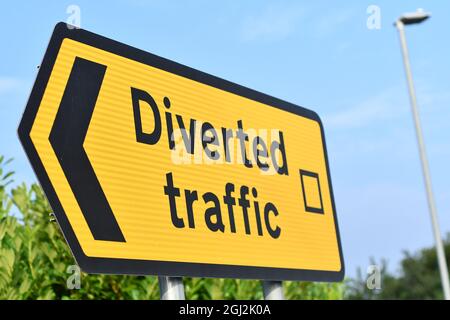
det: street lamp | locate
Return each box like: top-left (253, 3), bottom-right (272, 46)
top-left (395, 9), bottom-right (450, 300)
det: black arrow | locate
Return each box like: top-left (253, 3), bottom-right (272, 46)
top-left (49, 57), bottom-right (126, 242)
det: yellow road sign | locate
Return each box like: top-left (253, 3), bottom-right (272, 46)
top-left (18, 22), bottom-right (344, 281)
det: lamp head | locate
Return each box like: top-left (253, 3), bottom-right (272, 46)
top-left (398, 8), bottom-right (431, 25)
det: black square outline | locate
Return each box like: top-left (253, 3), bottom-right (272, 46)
top-left (300, 169), bottom-right (324, 214)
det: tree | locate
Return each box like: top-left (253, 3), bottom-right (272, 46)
top-left (345, 237), bottom-right (450, 299)
top-left (0, 156), bottom-right (342, 299)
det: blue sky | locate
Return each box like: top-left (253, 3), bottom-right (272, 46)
top-left (1, 1), bottom-right (450, 279)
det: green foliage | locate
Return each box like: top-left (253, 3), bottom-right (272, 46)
top-left (183, 278), bottom-right (263, 300)
top-left (0, 157), bottom-right (343, 299)
top-left (285, 281), bottom-right (343, 299)
top-left (345, 237), bottom-right (450, 300)
top-left (0, 156), bottom-right (13, 218)
top-left (183, 278), bottom-right (342, 300)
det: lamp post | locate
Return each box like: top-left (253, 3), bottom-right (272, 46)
top-left (395, 9), bottom-right (450, 300)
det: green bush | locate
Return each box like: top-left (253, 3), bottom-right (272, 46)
top-left (0, 156), bottom-right (343, 299)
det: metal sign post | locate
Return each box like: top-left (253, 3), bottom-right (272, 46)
top-left (159, 276), bottom-right (185, 300)
top-left (262, 281), bottom-right (284, 300)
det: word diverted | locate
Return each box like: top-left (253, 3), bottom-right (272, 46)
top-left (131, 88), bottom-right (289, 174)
top-left (132, 89), bottom-right (288, 238)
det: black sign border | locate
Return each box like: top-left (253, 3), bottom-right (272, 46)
top-left (18, 22), bottom-right (344, 282)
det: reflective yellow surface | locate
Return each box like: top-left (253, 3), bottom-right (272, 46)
top-left (30, 38), bottom-right (341, 272)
